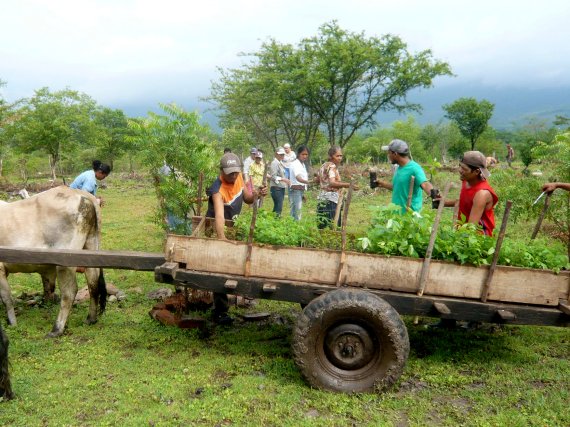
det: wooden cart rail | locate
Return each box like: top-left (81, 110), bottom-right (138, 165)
top-left (165, 235), bottom-right (570, 308)
top-left (155, 262), bottom-right (569, 327)
top-left (0, 247), bottom-right (165, 271)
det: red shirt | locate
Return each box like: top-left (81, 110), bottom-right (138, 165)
top-left (458, 180), bottom-right (498, 236)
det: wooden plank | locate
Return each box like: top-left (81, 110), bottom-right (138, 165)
top-left (0, 246), bottom-right (164, 271)
top-left (158, 268), bottom-right (570, 327)
top-left (559, 301), bottom-right (570, 316)
top-left (164, 236), bottom-right (570, 306)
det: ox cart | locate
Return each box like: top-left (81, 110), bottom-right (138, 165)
top-left (154, 224), bottom-right (570, 394)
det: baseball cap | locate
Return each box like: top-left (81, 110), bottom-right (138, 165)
top-left (381, 139), bottom-right (409, 154)
top-left (255, 151), bottom-right (263, 158)
top-left (461, 151), bottom-right (491, 179)
top-left (276, 147), bottom-right (285, 155)
top-left (250, 147), bottom-right (258, 154)
top-left (220, 153), bottom-right (242, 174)
top-left (283, 143), bottom-right (291, 149)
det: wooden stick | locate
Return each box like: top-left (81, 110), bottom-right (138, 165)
top-left (335, 183), bottom-right (354, 286)
top-left (244, 193), bottom-right (259, 278)
top-left (333, 189), bottom-right (346, 230)
top-left (258, 161), bottom-right (270, 208)
top-left (531, 193), bottom-right (552, 240)
top-left (196, 172), bottom-right (203, 217)
top-left (417, 182), bottom-right (452, 296)
top-left (406, 175), bottom-right (415, 210)
top-left (481, 200), bottom-right (512, 302)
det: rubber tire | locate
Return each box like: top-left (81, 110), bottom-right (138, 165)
top-left (292, 288), bottom-right (409, 393)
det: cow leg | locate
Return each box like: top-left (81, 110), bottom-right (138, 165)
top-left (0, 323), bottom-right (14, 400)
top-left (0, 267), bottom-right (16, 326)
top-left (41, 269), bottom-right (57, 303)
top-left (47, 266), bottom-right (78, 338)
top-left (84, 268), bottom-right (100, 325)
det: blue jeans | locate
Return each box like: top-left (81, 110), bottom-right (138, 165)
top-left (270, 186), bottom-right (285, 216)
top-left (289, 189), bottom-right (304, 221)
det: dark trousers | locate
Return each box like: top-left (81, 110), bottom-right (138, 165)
top-left (316, 200), bottom-right (342, 229)
top-left (270, 186), bottom-right (285, 216)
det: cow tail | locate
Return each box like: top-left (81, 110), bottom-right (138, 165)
top-left (98, 269), bottom-right (107, 314)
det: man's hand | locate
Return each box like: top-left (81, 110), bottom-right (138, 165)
top-left (257, 185), bottom-right (268, 197)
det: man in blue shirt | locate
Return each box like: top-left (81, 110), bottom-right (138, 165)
top-left (373, 139), bottom-right (434, 213)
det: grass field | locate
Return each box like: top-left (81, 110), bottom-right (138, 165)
top-left (1, 174), bottom-right (569, 426)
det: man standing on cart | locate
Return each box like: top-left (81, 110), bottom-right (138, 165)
top-left (206, 152), bottom-right (266, 323)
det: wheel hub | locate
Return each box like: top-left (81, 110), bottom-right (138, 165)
top-left (324, 323), bottom-right (377, 370)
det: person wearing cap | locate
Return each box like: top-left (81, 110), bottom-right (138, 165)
top-left (282, 143), bottom-right (296, 180)
top-left (441, 151), bottom-right (498, 236)
top-left (269, 147), bottom-right (290, 216)
top-left (374, 139), bottom-right (434, 213)
top-left (506, 144), bottom-right (515, 167)
top-left (206, 152), bottom-right (263, 240)
top-left (248, 150), bottom-right (265, 188)
top-left (206, 152), bottom-right (266, 324)
top-left (243, 147), bottom-right (257, 184)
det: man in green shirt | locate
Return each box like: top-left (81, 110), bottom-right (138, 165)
top-left (373, 139), bottom-right (434, 213)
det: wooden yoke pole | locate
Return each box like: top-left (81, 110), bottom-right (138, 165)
top-left (481, 200), bottom-right (512, 302)
top-left (335, 183), bottom-right (354, 286)
top-left (417, 182), bottom-right (452, 296)
top-left (531, 193), bottom-right (552, 240)
top-left (406, 176), bottom-right (415, 210)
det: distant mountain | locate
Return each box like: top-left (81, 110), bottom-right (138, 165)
top-left (115, 83), bottom-right (570, 132)
top-left (377, 83), bottom-right (570, 130)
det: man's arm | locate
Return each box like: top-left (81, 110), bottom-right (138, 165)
top-left (542, 182), bottom-right (570, 193)
top-left (212, 193), bottom-right (227, 240)
top-left (375, 179), bottom-right (393, 191)
top-left (420, 181), bottom-right (433, 196)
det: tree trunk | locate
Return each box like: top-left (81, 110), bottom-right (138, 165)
top-left (0, 156), bottom-right (3, 177)
top-left (48, 155), bottom-right (57, 182)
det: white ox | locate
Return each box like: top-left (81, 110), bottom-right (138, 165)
top-left (0, 186), bottom-right (107, 337)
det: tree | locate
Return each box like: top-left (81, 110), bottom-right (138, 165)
top-left (93, 107), bottom-right (132, 170)
top-left (11, 87), bottom-right (97, 180)
top-left (297, 22), bottom-right (452, 148)
top-left (130, 104), bottom-right (217, 234)
top-left (209, 21), bottom-right (452, 150)
top-left (443, 97), bottom-right (494, 151)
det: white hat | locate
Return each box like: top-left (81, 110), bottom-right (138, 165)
top-left (276, 147), bottom-right (286, 155)
top-left (255, 151), bottom-right (263, 158)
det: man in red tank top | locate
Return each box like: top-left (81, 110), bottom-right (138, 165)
top-left (443, 151), bottom-right (498, 236)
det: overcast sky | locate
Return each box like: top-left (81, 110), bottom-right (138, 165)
top-left (2, 0), bottom-right (570, 115)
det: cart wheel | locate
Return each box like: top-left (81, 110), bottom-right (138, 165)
top-left (292, 288), bottom-right (409, 393)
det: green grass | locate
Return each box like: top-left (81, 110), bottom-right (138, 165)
top-left (1, 174), bottom-right (569, 426)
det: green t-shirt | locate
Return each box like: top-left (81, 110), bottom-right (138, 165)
top-left (391, 160), bottom-right (427, 213)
